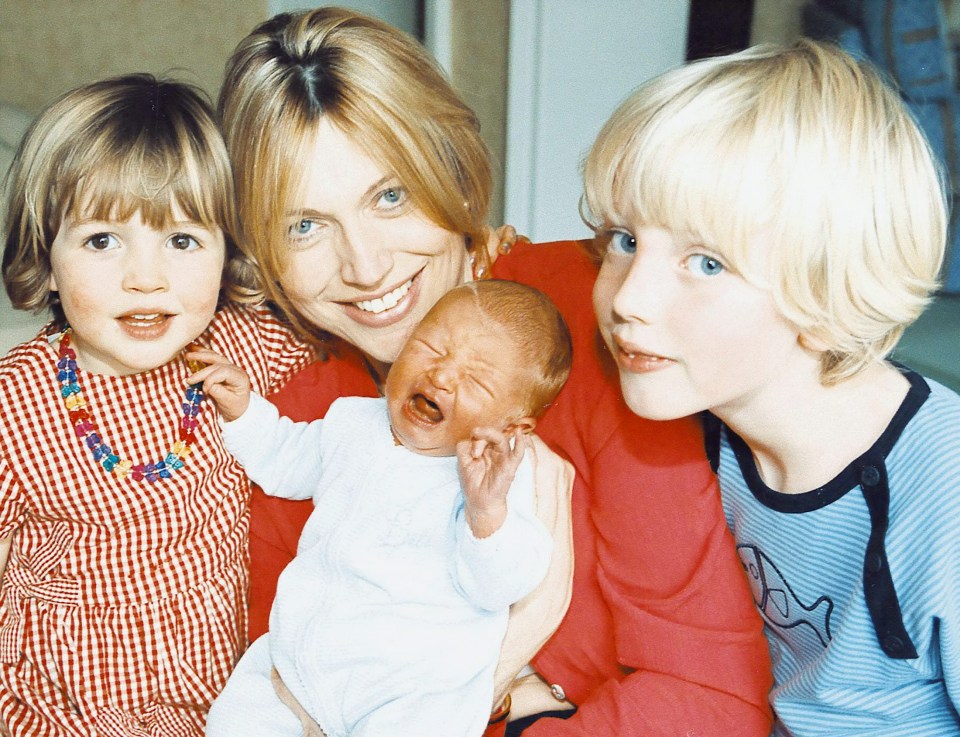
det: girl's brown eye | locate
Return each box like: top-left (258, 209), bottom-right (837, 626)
top-left (169, 234), bottom-right (199, 251)
top-left (85, 233), bottom-right (118, 251)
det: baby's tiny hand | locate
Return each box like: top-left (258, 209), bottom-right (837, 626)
top-left (457, 427), bottom-right (526, 538)
top-left (185, 349), bottom-right (252, 422)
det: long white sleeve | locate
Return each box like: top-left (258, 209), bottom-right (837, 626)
top-left (221, 392), bottom-right (324, 501)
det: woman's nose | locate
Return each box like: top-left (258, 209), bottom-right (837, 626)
top-left (339, 226), bottom-right (394, 288)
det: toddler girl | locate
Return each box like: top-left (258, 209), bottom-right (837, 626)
top-left (0, 74), bottom-right (311, 736)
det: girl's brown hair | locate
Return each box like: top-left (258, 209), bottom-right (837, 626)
top-left (2, 73), bottom-right (238, 325)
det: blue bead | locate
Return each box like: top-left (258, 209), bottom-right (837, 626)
top-left (185, 386), bottom-right (203, 402)
top-left (61, 384), bottom-right (80, 397)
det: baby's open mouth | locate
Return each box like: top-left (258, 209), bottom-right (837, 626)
top-left (410, 393), bottom-right (443, 423)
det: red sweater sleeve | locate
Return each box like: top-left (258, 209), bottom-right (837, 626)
top-left (494, 241), bottom-right (773, 737)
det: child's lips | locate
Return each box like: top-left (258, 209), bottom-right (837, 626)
top-left (118, 312), bottom-right (168, 327)
top-left (409, 393), bottom-right (444, 423)
top-left (613, 337), bottom-right (674, 373)
top-left (116, 312), bottom-right (173, 339)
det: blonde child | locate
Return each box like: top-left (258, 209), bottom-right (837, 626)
top-left (191, 280), bottom-right (571, 737)
top-left (587, 39), bottom-right (960, 736)
top-left (0, 74), bottom-right (312, 736)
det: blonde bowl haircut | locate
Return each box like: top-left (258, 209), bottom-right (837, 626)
top-left (218, 7), bottom-right (493, 344)
top-left (444, 279), bottom-right (572, 418)
top-left (2, 73), bottom-right (239, 325)
top-left (583, 39), bottom-right (947, 385)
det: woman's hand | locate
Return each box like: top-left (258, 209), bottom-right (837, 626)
top-left (490, 435), bottom-right (575, 709)
top-left (474, 225), bottom-right (529, 279)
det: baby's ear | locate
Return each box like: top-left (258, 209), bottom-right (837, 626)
top-left (507, 416), bottom-right (537, 436)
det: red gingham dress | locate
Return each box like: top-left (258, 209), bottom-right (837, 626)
top-left (0, 304), bottom-right (313, 737)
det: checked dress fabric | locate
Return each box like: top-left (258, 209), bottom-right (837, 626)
top-left (0, 303), bottom-right (312, 737)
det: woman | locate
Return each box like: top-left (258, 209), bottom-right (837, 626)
top-left (218, 8), bottom-right (773, 736)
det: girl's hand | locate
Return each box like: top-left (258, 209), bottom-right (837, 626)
top-left (456, 427), bottom-right (526, 539)
top-left (185, 348), bottom-right (252, 422)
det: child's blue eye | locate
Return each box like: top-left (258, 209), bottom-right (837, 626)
top-left (168, 233), bottom-right (199, 251)
top-left (688, 254), bottom-right (724, 276)
top-left (84, 233), bottom-right (119, 251)
top-left (608, 230), bottom-right (636, 255)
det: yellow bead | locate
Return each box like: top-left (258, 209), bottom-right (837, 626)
top-left (113, 460), bottom-right (132, 479)
top-left (65, 394), bottom-right (87, 410)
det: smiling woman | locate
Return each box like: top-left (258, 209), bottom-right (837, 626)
top-left (220, 7), bottom-right (773, 737)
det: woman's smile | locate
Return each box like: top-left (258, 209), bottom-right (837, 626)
top-left (278, 118), bottom-right (470, 364)
top-left (337, 269), bottom-right (423, 328)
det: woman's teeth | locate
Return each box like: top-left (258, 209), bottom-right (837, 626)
top-left (355, 279), bottom-right (412, 314)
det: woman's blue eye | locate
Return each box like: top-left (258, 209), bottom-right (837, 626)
top-left (84, 233), bottom-right (119, 251)
top-left (169, 233), bottom-right (199, 251)
top-left (608, 230), bottom-right (636, 255)
top-left (689, 253), bottom-right (724, 276)
top-left (378, 187), bottom-right (405, 207)
top-left (289, 219), bottom-right (317, 238)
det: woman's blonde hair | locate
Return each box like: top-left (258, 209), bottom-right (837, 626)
top-left (2, 73), bottom-right (238, 325)
top-left (583, 39), bottom-right (946, 384)
top-left (218, 7), bottom-right (492, 343)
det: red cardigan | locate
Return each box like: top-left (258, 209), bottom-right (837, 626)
top-left (250, 240), bottom-right (773, 736)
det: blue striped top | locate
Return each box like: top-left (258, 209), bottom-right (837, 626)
top-left (718, 369), bottom-right (960, 736)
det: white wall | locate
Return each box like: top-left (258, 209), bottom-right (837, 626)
top-left (268, 0), bottom-right (419, 35)
top-left (506, 0), bottom-right (690, 242)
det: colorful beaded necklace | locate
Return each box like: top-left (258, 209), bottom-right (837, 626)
top-left (55, 328), bottom-right (204, 482)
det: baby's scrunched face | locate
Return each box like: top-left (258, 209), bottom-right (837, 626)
top-left (384, 294), bottom-right (533, 457)
top-left (49, 203), bottom-right (225, 376)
